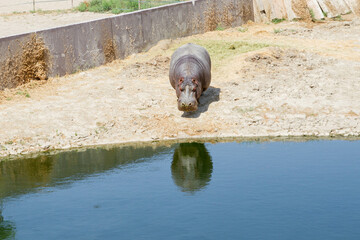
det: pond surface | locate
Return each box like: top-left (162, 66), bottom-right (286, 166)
top-left (1, 140), bottom-right (360, 239)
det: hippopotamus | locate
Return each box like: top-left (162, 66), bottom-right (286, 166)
top-left (169, 43), bottom-right (211, 112)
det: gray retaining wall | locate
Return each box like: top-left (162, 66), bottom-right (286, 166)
top-left (0, 0), bottom-right (254, 89)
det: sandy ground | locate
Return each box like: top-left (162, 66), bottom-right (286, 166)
top-left (0, 11), bottom-right (113, 38)
top-left (0, 0), bottom-right (83, 14)
top-left (0, 0), bottom-right (113, 38)
top-left (1, 15), bottom-right (360, 158)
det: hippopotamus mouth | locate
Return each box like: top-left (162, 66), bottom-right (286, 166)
top-left (178, 99), bottom-right (198, 112)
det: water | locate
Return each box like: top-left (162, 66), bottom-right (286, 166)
top-left (1, 140), bottom-right (360, 240)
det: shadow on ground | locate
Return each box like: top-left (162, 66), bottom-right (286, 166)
top-left (182, 86), bottom-right (220, 118)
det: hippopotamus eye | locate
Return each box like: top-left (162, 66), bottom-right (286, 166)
top-left (192, 79), bottom-right (198, 85)
top-left (179, 78), bottom-right (184, 83)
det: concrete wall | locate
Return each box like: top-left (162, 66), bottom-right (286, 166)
top-left (0, 0), bottom-right (254, 89)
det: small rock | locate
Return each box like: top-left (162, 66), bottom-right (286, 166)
top-left (265, 113), bottom-right (276, 119)
top-left (9, 149), bottom-right (17, 155)
top-left (42, 145), bottom-right (50, 150)
top-left (224, 109), bottom-right (231, 114)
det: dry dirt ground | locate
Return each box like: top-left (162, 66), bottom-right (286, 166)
top-left (0, 11), bottom-right (113, 38)
top-left (0, 0), bottom-right (83, 14)
top-left (1, 15), bottom-right (360, 158)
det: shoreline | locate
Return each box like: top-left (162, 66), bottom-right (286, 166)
top-left (2, 135), bottom-right (360, 160)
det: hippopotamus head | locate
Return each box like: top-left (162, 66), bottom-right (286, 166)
top-left (176, 76), bottom-right (202, 112)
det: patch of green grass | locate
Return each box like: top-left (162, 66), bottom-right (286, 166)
top-left (271, 18), bottom-right (285, 24)
top-left (77, 0), bottom-right (128, 13)
top-left (111, 8), bottom-right (122, 14)
top-left (170, 40), bottom-right (270, 68)
top-left (76, 0), bottom-right (182, 13)
top-left (16, 91), bottom-right (30, 98)
top-left (273, 28), bottom-right (282, 34)
top-left (195, 40), bottom-right (269, 61)
top-left (28, 9), bottom-right (70, 14)
top-left (30, 8), bottom-right (53, 14)
top-left (77, 2), bottom-right (88, 12)
top-left (233, 106), bottom-right (255, 113)
top-left (102, 0), bottom-right (112, 11)
top-left (321, 9), bottom-right (328, 18)
top-left (5, 140), bottom-right (13, 145)
top-left (332, 15), bottom-right (344, 21)
top-left (215, 24), bottom-right (225, 31)
top-left (238, 27), bottom-right (248, 33)
top-left (228, 44), bottom-right (236, 50)
top-left (309, 8), bottom-right (316, 22)
top-left (34, 9), bottom-right (50, 14)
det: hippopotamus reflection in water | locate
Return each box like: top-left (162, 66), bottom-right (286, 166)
top-left (169, 43), bottom-right (211, 112)
top-left (0, 210), bottom-right (16, 239)
top-left (171, 143), bottom-right (213, 193)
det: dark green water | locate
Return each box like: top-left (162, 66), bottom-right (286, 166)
top-left (1, 140), bottom-right (360, 240)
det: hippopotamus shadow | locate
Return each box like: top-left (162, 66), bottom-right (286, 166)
top-left (181, 86), bottom-right (220, 118)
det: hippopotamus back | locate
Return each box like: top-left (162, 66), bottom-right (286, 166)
top-left (169, 43), bottom-right (211, 112)
top-left (169, 43), bottom-right (211, 91)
